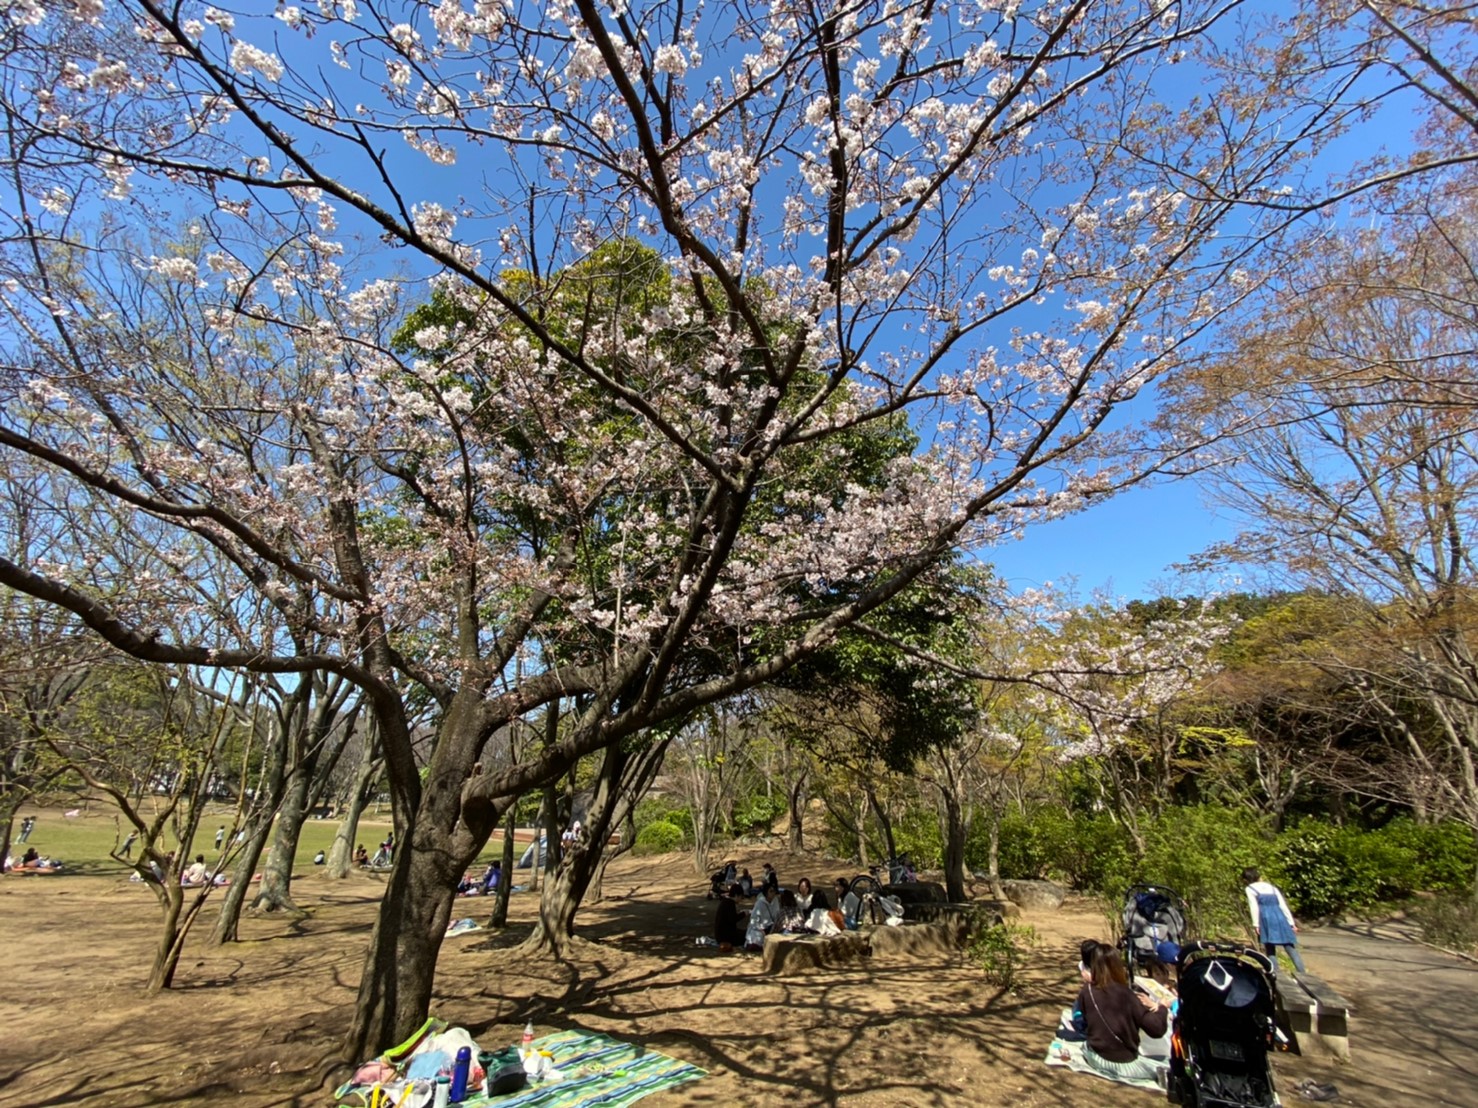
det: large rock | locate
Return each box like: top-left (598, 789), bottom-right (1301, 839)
top-left (870, 919), bottom-right (968, 960)
top-left (882, 880), bottom-right (946, 904)
top-left (760, 919), bottom-right (972, 975)
top-left (1001, 879), bottom-right (1067, 911)
top-left (761, 931), bottom-right (870, 975)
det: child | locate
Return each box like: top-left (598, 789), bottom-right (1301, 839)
top-left (1242, 867), bottom-right (1305, 973)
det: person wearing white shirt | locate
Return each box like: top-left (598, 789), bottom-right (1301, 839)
top-left (182, 854), bottom-right (208, 887)
top-left (1242, 867), bottom-right (1305, 973)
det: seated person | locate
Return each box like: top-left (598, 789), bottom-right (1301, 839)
top-left (760, 862), bottom-right (779, 894)
top-left (313, 850), bottom-right (326, 865)
top-left (1134, 956), bottom-right (1178, 1010)
top-left (737, 868), bottom-right (754, 897)
top-left (777, 889), bottom-right (808, 933)
top-left (745, 883), bottom-right (782, 949)
top-left (456, 869), bottom-right (479, 895)
top-left (795, 877), bottom-right (820, 912)
top-left (354, 844), bottom-right (370, 867)
top-left (833, 877), bottom-right (861, 927)
top-left (482, 861), bottom-right (501, 895)
top-left (713, 883), bottom-right (745, 951)
top-left (181, 854), bottom-right (208, 886)
top-left (1076, 942), bottom-right (1169, 1084)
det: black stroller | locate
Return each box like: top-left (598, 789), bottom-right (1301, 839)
top-left (1119, 883), bottom-right (1189, 981)
top-left (1167, 941), bottom-right (1281, 1108)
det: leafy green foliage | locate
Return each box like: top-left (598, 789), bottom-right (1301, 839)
top-left (634, 795), bottom-right (693, 838)
top-left (1415, 895), bottom-right (1478, 954)
top-left (1274, 818), bottom-right (1475, 917)
top-left (633, 820), bottom-right (687, 855)
top-left (893, 802), bottom-right (945, 869)
top-left (731, 791), bottom-right (786, 836)
top-left (969, 919), bottom-right (1037, 991)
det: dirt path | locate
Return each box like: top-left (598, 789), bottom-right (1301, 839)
top-left (1288, 921), bottom-right (1478, 1108)
top-left (0, 840), bottom-right (1472, 1107)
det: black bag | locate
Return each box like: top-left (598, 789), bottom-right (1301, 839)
top-left (486, 1061), bottom-right (528, 1095)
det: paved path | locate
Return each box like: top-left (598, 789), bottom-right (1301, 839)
top-left (1282, 920), bottom-right (1478, 1107)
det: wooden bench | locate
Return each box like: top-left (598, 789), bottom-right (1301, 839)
top-left (1275, 972), bottom-right (1353, 1060)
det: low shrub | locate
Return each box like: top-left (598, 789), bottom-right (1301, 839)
top-left (1115, 806), bottom-right (1271, 940)
top-left (1415, 894), bottom-right (1478, 955)
top-left (1375, 819), bottom-right (1476, 895)
top-left (969, 919), bottom-right (1037, 991)
top-left (1274, 818), bottom-right (1475, 918)
top-left (634, 796), bottom-right (693, 838)
top-left (732, 792), bottom-right (787, 836)
top-left (633, 820), bottom-right (686, 855)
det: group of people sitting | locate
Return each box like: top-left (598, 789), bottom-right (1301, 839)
top-left (712, 866), bottom-right (874, 952)
top-left (456, 860), bottom-right (502, 896)
top-left (1062, 939), bottom-right (1176, 1086)
top-left (4, 847), bottom-right (63, 874)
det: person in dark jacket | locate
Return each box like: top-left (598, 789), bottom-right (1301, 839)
top-left (714, 883), bottom-right (745, 951)
top-left (1076, 942), bottom-right (1169, 1085)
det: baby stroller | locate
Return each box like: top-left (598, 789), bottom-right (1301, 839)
top-left (1120, 883), bottom-right (1188, 980)
top-left (1167, 941), bottom-right (1281, 1108)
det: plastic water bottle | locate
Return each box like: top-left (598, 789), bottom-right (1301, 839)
top-left (521, 1020), bottom-right (535, 1054)
top-left (432, 1076), bottom-right (450, 1108)
top-left (449, 1046), bottom-right (472, 1102)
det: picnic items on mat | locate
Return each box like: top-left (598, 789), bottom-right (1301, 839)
top-left (335, 1019), bottom-right (705, 1107)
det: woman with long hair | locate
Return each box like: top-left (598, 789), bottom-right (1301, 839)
top-left (1076, 942), bottom-right (1169, 1085)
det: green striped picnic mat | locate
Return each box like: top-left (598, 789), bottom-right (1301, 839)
top-left (462, 1030), bottom-right (705, 1107)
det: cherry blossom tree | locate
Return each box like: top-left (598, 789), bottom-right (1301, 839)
top-left (0, 0), bottom-right (1435, 1056)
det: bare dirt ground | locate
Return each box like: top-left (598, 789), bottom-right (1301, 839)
top-left (1, 840), bottom-right (1472, 1107)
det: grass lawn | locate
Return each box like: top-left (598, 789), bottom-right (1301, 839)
top-left (9, 803), bottom-right (519, 876)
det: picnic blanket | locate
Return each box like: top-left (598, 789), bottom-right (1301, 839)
top-left (1044, 1038), bottom-right (1163, 1094)
top-left (1043, 1008), bottom-right (1167, 1095)
top-left (461, 1031), bottom-right (705, 1107)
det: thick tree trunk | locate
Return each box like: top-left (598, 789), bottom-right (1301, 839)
top-left (343, 693), bottom-right (491, 1060)
top-left (941, 792), bottom-right (968, 904)
top-left (147, 886), bottom-right (186, 992)
top-left (211, 816), bottom-right (272, 944)
top-left (521, 738), bottom-right (667, 956)
top-left (987, 810), bottom-right (1006, 900)
top-left (787, 770), bottom-right (807, 852)
top-left (488, 805), bottom-right (518, 928)
top-left (253, 762), bottom-right (312, 912)
top-left (342, 830), bottom-right (466, 1059)
top-left (522, 837), bottom-right (602, 957)
top-left (328, 746), bottom-right (381, 878)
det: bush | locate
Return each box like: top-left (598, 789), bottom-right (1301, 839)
top-left (1415, 894), bottom-right (1478, 954)
top-left (633, 820), bottom-right (686, 855)
top-left (1274, 819), bottom-right (1435, 918)
top-left (969, 919), bottom-right (1037, 991)
top-left (732, 791), bottom-right (787, 835)
top-left (1094, 806), bottom-right (1271, 940)
top-left (994, 807), bottom-right (1077, 882)
top-left (1273, 821), bottom-right (1347, 918)
top-left (634, 796), bottom-right (693, 838)
top-left (1061, 813), bottom-right (1135, 894)
top-left (1375, 819), bottom-right (1476, 895)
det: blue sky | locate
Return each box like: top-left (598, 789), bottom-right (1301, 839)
top-left (983, 477), bottom-right (1241, 601)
